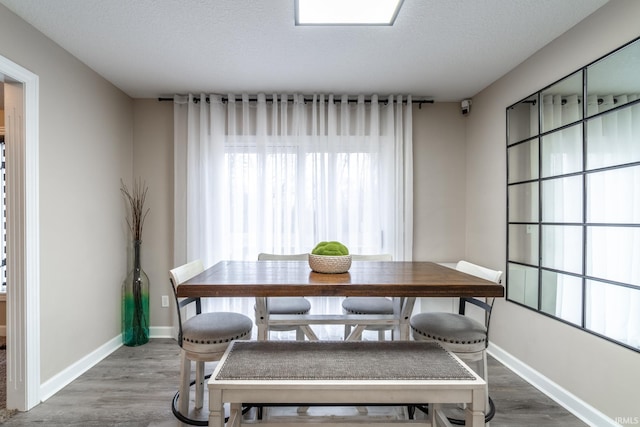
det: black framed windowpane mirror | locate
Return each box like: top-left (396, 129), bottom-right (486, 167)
top-left (506, 36), bottom-right (640, 352)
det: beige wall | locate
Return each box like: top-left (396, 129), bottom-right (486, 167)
top-left (466, 0), bottom-right (640, 420)
top-left (132, 99), bottom-right (174, 327)
top-left (412, 102), bottom-right (467, 263)
top-left (0, 5), bottom-right (133, 381)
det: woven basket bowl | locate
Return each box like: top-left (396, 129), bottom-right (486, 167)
top-left (308, 254), bottom-right (352, 274)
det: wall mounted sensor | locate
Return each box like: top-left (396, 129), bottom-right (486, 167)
top-left (461, 99), bottom-right (472, 116)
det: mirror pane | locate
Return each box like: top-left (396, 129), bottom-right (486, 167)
top-left (509, 224), bottom-right (538, 265)
top-left (587, 226), bottom-right (640, 287)
top-left (541, 123), bottom-right (583, 177)
top-left (586, 102), bottom-right (640, 170)
top-left (586, 280), bottom-right (640, 349)
top-left (508, 262), bottom-right (539, 309)
top-left (587, 39), bottom-right (640, 117)
top-left (508, 95), bottom-right (538, 144)
top-left (541, 72), bottom-right (583, 133)
top-left (541, 270), bottom-right (582, 326)
top-left (587, 165), bottom-right (640, 223)
top-left (508, 182), bottom-right (539, 222)
top-left (508, 139), bottom-right (539, 183)
top-left (541, 225), bottom-right (583, 274)
top-left (542, 176), bottom-right (583, 223)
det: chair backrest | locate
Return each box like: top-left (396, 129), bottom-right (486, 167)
top-left (455, 260), bottom-right (503, 346)
top-left (258, 253), bottom-right (308, 260)
top-left (351, 254), bottom-right (393, 261)
top-left (455, 260), bottom-right (502, 284)
top-left (169, 259), bottom-right (205, 346)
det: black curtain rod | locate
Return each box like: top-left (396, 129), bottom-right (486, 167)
top-left (158, 96), bottom-right (434, 108)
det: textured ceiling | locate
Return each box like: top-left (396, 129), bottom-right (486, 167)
top-left (0, 0), bottom-right (609, 101)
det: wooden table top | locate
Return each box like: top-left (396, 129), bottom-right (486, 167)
top-left (177, 261), bottom-right (504, 299)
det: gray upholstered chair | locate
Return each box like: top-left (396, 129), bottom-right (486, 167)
top-left (341, 254), bottom-right (394, 340)
top-left (257, 253), bottom-right (312, 340)
top-left (410, 260), bottom-right (502, 421)
top-left (169, 260), bottom-right (253, 422)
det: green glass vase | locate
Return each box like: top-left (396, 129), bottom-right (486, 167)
top-left (122, 240), bottom-right (149, 346)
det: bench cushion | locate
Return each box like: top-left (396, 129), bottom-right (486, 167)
top-left (215, 341), bottom-right (476, 381)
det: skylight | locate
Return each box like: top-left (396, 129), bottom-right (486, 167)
top-left (296, 0), bottom-right (404, 26)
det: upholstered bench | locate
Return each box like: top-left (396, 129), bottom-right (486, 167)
top-left (208, 340), bottom-right (486, 426)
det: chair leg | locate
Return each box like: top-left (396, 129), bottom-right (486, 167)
top-left (179, 350), bottom-right (191, 416)
top-left (195, 360), bottom-right (205, 409)
top-left (296, 327), bottom-right (305, 341)
top-left (481, 352), bottom-right (490, 415)
top-left (377, 330), bottom-right (385, 341)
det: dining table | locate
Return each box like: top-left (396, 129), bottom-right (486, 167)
top-left (178, 260), bottom-right (505, 341)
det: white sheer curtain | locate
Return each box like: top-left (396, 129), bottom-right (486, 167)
top-left (173, 93), bottom-right (413, 338)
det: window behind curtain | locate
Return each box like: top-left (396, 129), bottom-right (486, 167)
top-left (223, 135), bottom-right (387, 259)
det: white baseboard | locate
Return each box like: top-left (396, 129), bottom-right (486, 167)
top-left (150, 326), bottom-right (175, 339)
top-left (39, 335), bottom-right (122, 402)
top-left (488, 343), bottom-right (617, 427)
top-left (39, 329), bottom-right (176, 403)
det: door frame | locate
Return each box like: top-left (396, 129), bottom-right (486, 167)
top-left (1, 54), bottom-right (40, 411)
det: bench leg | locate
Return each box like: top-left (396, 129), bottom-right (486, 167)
top-left (466, 386), bottom-right (486, 427)
top-left (208, 388), bottom-right (225, 427)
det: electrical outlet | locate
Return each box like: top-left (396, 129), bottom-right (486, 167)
top-left (161, 295), bottom-right (169, 307)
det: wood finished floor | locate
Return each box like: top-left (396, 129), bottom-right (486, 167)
top-left (1, 339), bottom-right (588, 426)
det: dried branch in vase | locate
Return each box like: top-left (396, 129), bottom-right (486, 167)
top-left (120, 178), bottom-right (150, 241)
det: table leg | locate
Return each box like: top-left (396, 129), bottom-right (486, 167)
top-left (345, 324), bottom-right (366, 341)
top-left (300, 325), bottom-right (319, 340)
